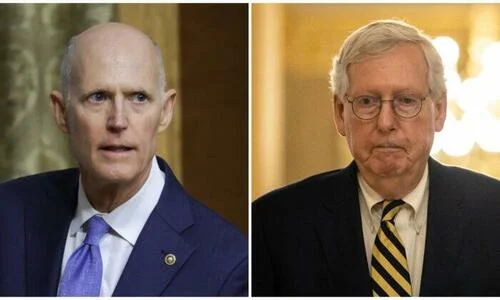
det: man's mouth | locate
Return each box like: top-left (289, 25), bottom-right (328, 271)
top-left (99, 145), bottom-right (135, 152)
top-left (375, 142), bottom-right (403, 148)
top-left (373, 143), bottom-right (404, 152)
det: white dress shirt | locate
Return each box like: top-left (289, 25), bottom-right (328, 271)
top-left (58, 158), bottom-right (165, 296)
top-left (358, 164), bottom-right (429, 296)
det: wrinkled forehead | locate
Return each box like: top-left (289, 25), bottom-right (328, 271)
top-left (347, 43), bottom-right (428, 76)
top-left (346, 43), bottom-right (429, 92)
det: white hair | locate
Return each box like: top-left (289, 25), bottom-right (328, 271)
top-left (330, 19), bottom-right (446, 100)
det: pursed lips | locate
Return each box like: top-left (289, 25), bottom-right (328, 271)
top-left (99, 144), bottom-right (136, 152)
top-left (373, 143), bottom-right (405, 152)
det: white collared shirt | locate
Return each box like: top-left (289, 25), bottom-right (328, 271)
top-left (58, 158), bottom-right (165, 296)
top-left (358, 164), bottom-right (429, 296)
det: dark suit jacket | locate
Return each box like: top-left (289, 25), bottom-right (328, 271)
top-left (0, 156), bottom-right (247, 296)
top-left (252, 158), bottom-right (500, 296)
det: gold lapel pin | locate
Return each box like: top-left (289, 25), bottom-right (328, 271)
top-left (164, 253), bottom-right (176, 266)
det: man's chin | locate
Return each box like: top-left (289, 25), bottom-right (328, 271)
top-left (90, 166), bottom-right (136, 185)
top-left (365, 159), bottom-right (407, 178)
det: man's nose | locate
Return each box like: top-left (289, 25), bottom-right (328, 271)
top-left (376, 101), bottom-right (397, 132)
top-left (107, 98), bottom-right (128, 132)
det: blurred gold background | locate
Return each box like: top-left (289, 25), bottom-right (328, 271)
top-left (253, 3), bottom-right (500, 200)
top-left (0, 4), bottom-right (248, 234)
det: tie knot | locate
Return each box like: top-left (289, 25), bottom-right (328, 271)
top-left (381, 199), bottom-right (405, 222)
top-left (83, 216), bottom-right (109, 246)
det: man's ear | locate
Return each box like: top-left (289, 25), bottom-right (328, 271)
top-left (333, 94), bottom-right (346, 136)
top-left (50, 90), bottom-right (69, 134)
top-left (158, 89), bottom-right (177, 133)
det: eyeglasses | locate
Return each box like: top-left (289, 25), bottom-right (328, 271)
top-left (345, 94), bottom-right (428, 120)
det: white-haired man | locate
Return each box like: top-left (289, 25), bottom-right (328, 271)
top-left (253, 19), bottom-right (500, 296)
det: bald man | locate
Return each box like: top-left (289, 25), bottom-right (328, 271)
top-left (0, 22), bottom-right (247, 296)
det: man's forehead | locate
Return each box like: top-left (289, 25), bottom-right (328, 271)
top-left (70, 30), bottom-right (159, 78)
top-left (69, 45), bottom-right (160, 94)
top-left (75, 35), bottom-right (155, 59)
top-left (73, 55), bottom-right (159, 84)
top-left (348, 44), bottom-right (427, 72)
top-left (70, 23), bottom-right (159, 66)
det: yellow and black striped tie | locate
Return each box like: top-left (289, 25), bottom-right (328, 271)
top-left (371, 199), bottom-right (412, 296)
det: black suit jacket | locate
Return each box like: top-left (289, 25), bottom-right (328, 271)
top-left (0, 156), bottom-right (248, 296)
top-left (252, 158), bottom-right (500, 296)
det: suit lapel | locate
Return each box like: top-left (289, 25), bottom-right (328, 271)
top-left (112, 211), bottom-right (196, 296)
top-left (420, 158), bottom-right (464, 295)
top-left (314, 162), bottom-right (371, 295)
top-left (310, 158), bottom-right (464, 295)
top-left (24, 171), bottom-right (78, 296)
top-left (113, 157), bottom-right (197, 296)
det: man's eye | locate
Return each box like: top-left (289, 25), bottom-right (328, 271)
top-left (356, 96), bottom-right (378, 106)
top-left (132, 93), bottom-right (148, 103)
top-left (88, 92), bottom-right (108, 103)
top-left (397, 96), bottom-right (418, 105)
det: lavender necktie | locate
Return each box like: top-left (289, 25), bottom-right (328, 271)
top-left (58, 215), bottom-right (110, 296)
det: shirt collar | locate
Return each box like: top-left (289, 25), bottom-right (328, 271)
top-left (69, 157), bottom-right (165, 246)
top-left (358, 163), bottom-right (429, 220)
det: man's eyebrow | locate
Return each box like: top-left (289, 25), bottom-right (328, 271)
top-left (353, 88), bottom-right (424, 95)
top-left (123, 88), bottom-right (154, 100)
